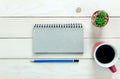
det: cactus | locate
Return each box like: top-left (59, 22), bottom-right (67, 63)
top-left (94, 10), bottom-right (107, 27)
top-left (98, 10), bottom-right (106, 17)
top-left (92, 10), bottom-right (109, 27)
top-left (95, 17), bottom-right (105, 27)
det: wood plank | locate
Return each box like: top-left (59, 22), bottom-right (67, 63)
top-left (0, 0), bottom-right (119, 16)
top-left (0, 18), bottom-right (120, 38)
top-left (0, 39), bottom-right (119, 58)
top-left (0, 59), bottom-right (119, 79)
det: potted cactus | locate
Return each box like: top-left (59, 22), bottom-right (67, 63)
top-left (91, 10), bottom-right (109, 27)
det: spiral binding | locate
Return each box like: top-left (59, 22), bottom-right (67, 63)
top-left (34, 23), bottom-right (82, 28)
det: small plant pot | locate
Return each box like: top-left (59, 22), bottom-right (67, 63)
top-left (91, 10), bottom-right (109, 27)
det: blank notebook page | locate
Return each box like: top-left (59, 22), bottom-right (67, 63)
top-left (33, 23), bottom-right (84, 54)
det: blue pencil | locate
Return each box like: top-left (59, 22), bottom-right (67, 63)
top-left (32, 59), bottom-right (79, 63)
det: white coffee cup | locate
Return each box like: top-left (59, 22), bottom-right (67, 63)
top-left (93, 42), bottom-right (119, 73)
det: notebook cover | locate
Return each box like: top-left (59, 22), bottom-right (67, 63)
top-left (33, 23), bottom-right (84, 54)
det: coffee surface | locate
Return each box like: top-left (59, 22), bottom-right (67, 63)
top-left (96, 45), bottom-right (115, 64)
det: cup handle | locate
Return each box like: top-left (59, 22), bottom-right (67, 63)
top-left (109, 65), bottom-right (117, 73)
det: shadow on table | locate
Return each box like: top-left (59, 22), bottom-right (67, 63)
top-left (90, 23), bottom-right (104, 40)
top-left (92, 60), bottom-right (113, 79)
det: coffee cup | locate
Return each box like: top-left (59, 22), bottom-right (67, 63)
top-left (93, 42), bottom-right (119, 73)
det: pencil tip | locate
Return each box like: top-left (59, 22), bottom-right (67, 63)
top-left (74, 60), bottom-right (79, 62)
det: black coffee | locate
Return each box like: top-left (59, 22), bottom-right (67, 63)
top-left (96, 45), bottom-right (115, 64)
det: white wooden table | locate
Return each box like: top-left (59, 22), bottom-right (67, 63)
top-left (0, 0), bottom-right (120, 79)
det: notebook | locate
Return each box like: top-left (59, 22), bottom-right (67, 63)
top-left (33, 23), bottom-right (84, 54)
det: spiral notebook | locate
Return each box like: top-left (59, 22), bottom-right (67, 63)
top-left (33, 23), bottom-right (84, 54)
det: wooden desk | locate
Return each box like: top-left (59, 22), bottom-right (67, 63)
top-left (0, 0), bottom-right (119, 79)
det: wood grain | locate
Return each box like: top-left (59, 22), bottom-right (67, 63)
top-left (0, 0), bottom-right (120, 78)
top-left (0, 18), bottom-right (120, 38)
top-left (0, 59), bottom-right (119, 79)
top-left (0, 0), bottom-right (119, 16)
top-left (0, 39), bottom-right (119, 58)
